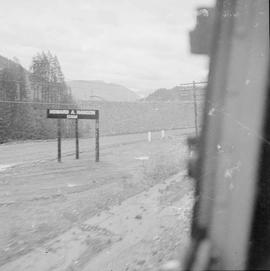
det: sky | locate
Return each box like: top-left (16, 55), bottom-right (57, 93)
top-left (0, 0), bottom-right (214, 94)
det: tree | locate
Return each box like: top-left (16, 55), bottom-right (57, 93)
top-left (0, 61), bottom-right (35, 142)
top-left (29, 51), bottom-right (71, 103)
top-left (29, 51), bottom-right (75, 139)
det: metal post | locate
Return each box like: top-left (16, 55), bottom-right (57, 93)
top-left (57, 119), bottom-right (61, 162)
top-left (95, 118), bottom-right (99, 162)
top-left (192, 81), bottom-right (198, 137)
top-left (75, 119), bottom-right (79, 159)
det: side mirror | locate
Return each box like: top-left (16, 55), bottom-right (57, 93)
top-left (189, 7), bottom-right (215, 55)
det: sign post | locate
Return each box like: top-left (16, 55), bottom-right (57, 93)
top-left (57, 119), bottom-right (61, 162)
top-left (75, 119), bottom-right (79, 159)
top-left (47, 109), bottom-right (99, 162)
top-left (95, 114), bottom-right (99, 162)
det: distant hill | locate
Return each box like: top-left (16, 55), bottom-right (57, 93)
top-left (0, 55), bottom-right (22, 70)
top-left (0, 55), bottom-right (30, 77)
top-left (143, 85), bottom-right (206, 102)
top-left (135, 89), bottom-right (155, 99)
top-left (67, 80), bottom-right (139, 102)
top-left (144, 86), bottom-right (184, 101)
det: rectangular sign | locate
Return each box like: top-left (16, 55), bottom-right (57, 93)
top-left (47, 109), bottom-right (99, 119)
top-left (67, 114), bottom-right (78, 119)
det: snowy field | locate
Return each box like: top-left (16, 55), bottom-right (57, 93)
top-left (0, 130), bottom-right (194, 271)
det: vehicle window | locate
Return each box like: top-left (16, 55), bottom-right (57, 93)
top-left (0, 1), bottom-right (214, 270)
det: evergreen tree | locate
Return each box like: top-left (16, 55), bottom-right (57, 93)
top-left (0, 62), bottom-right (35, 142)
top-left (29, 51), bottom-right (74, 139)
top-left (29, 51), bottom-right (71, 103)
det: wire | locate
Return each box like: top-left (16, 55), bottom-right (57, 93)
top-left (0, 100), bottom-right (76, 106)
top-left (177, 81), bottom-right (208, 86)
top-left (0, 78), bottom-right (67, 88)
top-left (0, 77), bottom-right (207, 88)
top-left (0, 99), bottom-right (205, 106)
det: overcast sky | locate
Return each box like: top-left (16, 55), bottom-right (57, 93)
top-left (0, 0), bottom-right (214, 93)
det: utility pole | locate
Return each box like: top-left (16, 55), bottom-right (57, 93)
top-left (192, 81), bottom-right (198, 137)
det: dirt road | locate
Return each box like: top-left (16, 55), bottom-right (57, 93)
top-left (0, 130), bottom-right (193, 271)
top-left (0, 129), bottom-right (190, 166)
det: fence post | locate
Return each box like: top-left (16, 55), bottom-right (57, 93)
top-left (161, 130), bottom-right (165, 139)
top-left (148, 131), bottom-right (152, 142)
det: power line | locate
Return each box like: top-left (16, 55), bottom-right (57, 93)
top-left (0, 78), bottom-right (68, 88)
top-left (0, 100), bottom-right (77, 106)
top-left (0, 99), bottom-right (204, 106)
top-left (0, 77), bottom-right (207, 88)
top-left (178, 81), bottom-right (207, 86)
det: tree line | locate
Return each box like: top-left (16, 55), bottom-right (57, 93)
top-left (0, 51), bottom-right (74, 143)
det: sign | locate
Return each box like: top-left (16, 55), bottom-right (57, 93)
top-left (47, 109), bottom-right (98, 120)
top-left (47, 108), bottom-right (100, 163)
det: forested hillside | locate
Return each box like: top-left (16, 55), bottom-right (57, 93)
top-left (68, 80), bottom-right (139, 101)
top-left (0, 54), bottom-right (204, 144)
top-left (0, 52), bottom-right (74, 143)
top-left (144, 84), bottom-right (206, 102)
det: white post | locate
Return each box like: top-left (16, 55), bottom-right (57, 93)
top-left (161, 130), bottom-right (165, 139)
top-left (148, 131), bottom-right (152, 142)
